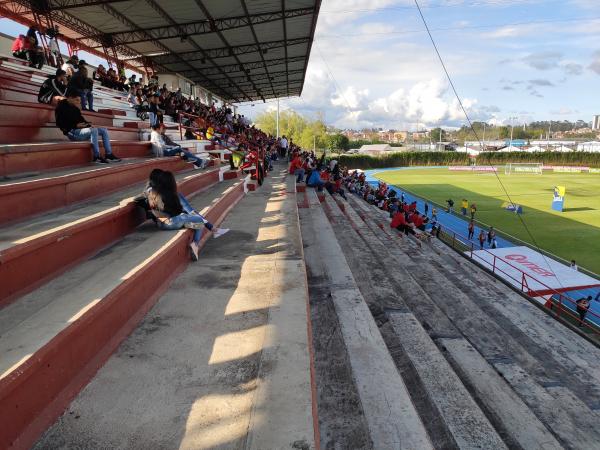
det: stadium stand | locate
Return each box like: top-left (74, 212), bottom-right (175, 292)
top-left (4, 1), bottom-right (600, 449)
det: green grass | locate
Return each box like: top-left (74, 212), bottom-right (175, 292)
top-left (374, 168), bottom-right (600, 274)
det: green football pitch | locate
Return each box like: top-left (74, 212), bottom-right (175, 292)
top-left (374, 167), bottom-right (600, 274)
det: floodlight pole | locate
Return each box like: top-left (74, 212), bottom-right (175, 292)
top-left (509, 117), bottom-right (514, 149)
top-left (482, 122), bottom-right (486, 151)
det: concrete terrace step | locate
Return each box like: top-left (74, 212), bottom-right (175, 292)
top-left (0, 167), bottom-right (224, 307)
top-left (0, 157), bottom-right (190, 225)
top-left (0, 124), bottom-right (140, 145)
top-left (30, 167), bottom-right (315, 450)
top-left (0, 176), bottom-right (247, 450)
top-left (322, 194), bottom-right (509, 449)
top-left (338, 192), bottom-right (600, 449)
top-left (300, 187), bottom-right (433, 449)
top-left (0, 141), bottom-right (152, 178)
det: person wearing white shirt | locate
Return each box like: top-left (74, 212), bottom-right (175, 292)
top-left (150, 124), bottom-right (208, 169)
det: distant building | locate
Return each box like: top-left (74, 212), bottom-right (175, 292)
top-left (593, 115), bottom-right (600, 131)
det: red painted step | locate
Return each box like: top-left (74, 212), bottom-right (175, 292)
top-left (0, 157), bottom-right (188, 225)
top-left (0, 178), bottom-right (246, 450)
top-left (0, 124), bottom-right (140, 145)
top-left (97, 108), bottom-right (126, 116)
top-left (0, 141), bottom-right (152, 177)
top-left (0, 167), bottom-right (225, 307)
top-left (0, 99), bottom-right (127, 128)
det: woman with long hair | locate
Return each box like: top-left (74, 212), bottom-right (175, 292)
top-left (139, 169), bottom-right (229, 260)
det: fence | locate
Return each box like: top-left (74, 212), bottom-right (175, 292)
top-left (436, 226), bottom-right (600, 336)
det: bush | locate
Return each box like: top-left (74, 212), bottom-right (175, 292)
top-left (338, 152), bottom-right (470, 169)
top-left (338, 151), bottom-right (600, 170)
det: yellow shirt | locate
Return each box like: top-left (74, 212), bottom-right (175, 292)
top-left (461, 200), bottom-right (468, 209)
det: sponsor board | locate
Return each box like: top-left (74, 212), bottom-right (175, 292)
top-left (449, 166), bottom-right (497, 172)
top-left (513, 166), bottom-right (542, 173)
top-left (590, 168), bottom-right (600, 174)
top-left (543, 165), bottom-right (590, 173)
top-left (469, 246), bottom-right (600, 296)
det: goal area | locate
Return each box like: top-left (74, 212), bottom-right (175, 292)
top-left (505, 163), bottom-right (543, 175)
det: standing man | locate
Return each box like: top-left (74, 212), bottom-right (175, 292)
top-left (487, 227), bottom-right (496, 246)
top-left (55, 89), bottom-right (121, 164)
top-left (468, 220), bottom-right (475, 240)
top-left (470, 203), bottom-right (477, 219)
top-left (461, 198), bottom-right (468, 216)
top-left (424, 202), bottom-right (429, 217)
top-left (576, 296), bottom-right (591, 327)
top-left (279, 135), bottom-right (288, 158)
top-left (478, 229), bottom-right (486, 249)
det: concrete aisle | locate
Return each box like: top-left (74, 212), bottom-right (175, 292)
top-left (34, 166), bottom-right (316, 450)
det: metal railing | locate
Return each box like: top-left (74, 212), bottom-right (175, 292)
top-left (436, 226), bottom-right (600, 336)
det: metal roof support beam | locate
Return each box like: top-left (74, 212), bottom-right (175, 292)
top-left (143, 0), bottom-right (250, 101)
top-left (90, 1), bottom-right (234, 99)
top-left (281, 0), bottom-right (289, 96)
top-left (240, 0), bottom-right (276, 97)
top-left (46, 0), bottom-right (130, 9)
top-left (206, 68), bottom-right (305, 84)
top-left (193, 0), bottom-right (265, 102)
top-left (82, 6), bottom-right (315, 45)
top-left (176, 55), bottom-right (305, 77)
top-left (151, 37), bottom-right (309, 65)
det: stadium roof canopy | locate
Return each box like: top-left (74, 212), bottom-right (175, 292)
top-left (0, 0), bottom-right (322, 102)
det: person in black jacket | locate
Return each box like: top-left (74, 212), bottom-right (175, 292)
top-left (68, 64), bottom-right (94, 111)
top-left (55, 89), bottom-right (121, 164)
top-left (38, 69), bottom-right (67, 105)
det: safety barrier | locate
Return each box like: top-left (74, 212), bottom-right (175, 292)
top-left (437, 227), bottom-right (600, 336)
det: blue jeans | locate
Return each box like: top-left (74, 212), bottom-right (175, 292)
top-left (294, 168), bottom-right (305, 182)
top-left (148, 111), bottom-right (161, 128)
top-left (67, 127), bottom-right (113, 158)
top-left (157, 194), bottom-right (213, 243)
top-left (79, 89), bottom-right (94, 110)
top-left (163, 145), bottom-right (204, 167)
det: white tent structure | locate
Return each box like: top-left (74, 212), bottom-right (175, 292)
top-left (577, 142), bottom-right (600, 153)
top-left (358, 144), bottom-right (393, 156)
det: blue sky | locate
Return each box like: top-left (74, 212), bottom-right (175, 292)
top-left (3, 1), bottom-right (599, 129)
top-left (240, 0), bottom-right (600, 129)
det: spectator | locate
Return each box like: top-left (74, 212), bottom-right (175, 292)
top-left (279, 135), bottom-right (288, 157)
top-left (135, 169), bottom-right (229, 261)
top-left (575, 296), bottom-right (591, 327)
top-left (487, 227), bottom-right (496, 246)
top-left (478, 229), bottom-right (485, 249)
top-left (289, 153), bottom-right (305, 183)
top-left (446, 198), bottom-right (454, 213)
top-left (570, 260), bottom-right (578, 271)
top-left (11, 33), bottom-right (43, 69)
top-left (148, 93), bottom-right (164, 128)
top-left (470, 203), bottom-right (477, 219)
top-left (38, 68), bottom-right (67, 105)
top-left (431, 207), bottom-right (438, 222)
top-left (55, 89), bottom-right (121, 164)
top-left (468, 220), bottom-right (475, 240)
top-left (306, 169), bottom-right (325, 191)
top-left (150, 124), bottom-right (208, 169)
top-left (424, 201), bottom-right (429, 216)
top-left (461, 198), bottom-right (468, 216)
top-left (61, 54), bottom-right (79, 78)
top-left (68, 64), bottom-right (94, 111)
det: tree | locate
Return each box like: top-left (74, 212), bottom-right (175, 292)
top-left (253, 108), bottom-right (328, 150)
top-left (430, 128), bottom-right (448, 142)
top-left (326, 133), bottom-right (350, 152)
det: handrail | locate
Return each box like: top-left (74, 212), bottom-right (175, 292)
top-left (369, 172), bottom-right (600, 280)
top-left (364, 175), bottom-right (600, 334)
top-left (436, 226), bottom-right (600, 335)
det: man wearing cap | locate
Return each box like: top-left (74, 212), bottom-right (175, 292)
top-left (38, 68), bottom-right (67, 105)
top-left (61, 54), bottom-right (78, 78)
top-left (55, 89), bottom-right (121, 164)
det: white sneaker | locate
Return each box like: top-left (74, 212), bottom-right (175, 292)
top-left (189, 241), bottom-right (199, 261)
top-left (212, 228), bottom-right (230, 238)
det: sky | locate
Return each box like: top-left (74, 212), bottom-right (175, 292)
top-left (237, 0), bottom-right (600, 130)
top-left (3, 0), bottom-right (599, 130)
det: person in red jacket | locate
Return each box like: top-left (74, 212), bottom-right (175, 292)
top-left (289, 154), bottom-right (305, 182)
top-left (11, 34), bottom-right (43, 68)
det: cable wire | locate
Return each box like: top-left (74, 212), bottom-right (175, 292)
top-left (413, 0), bottom-right (565, 286)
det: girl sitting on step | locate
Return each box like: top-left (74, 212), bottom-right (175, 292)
top-left (135, 169), bottom-right (229, 261)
